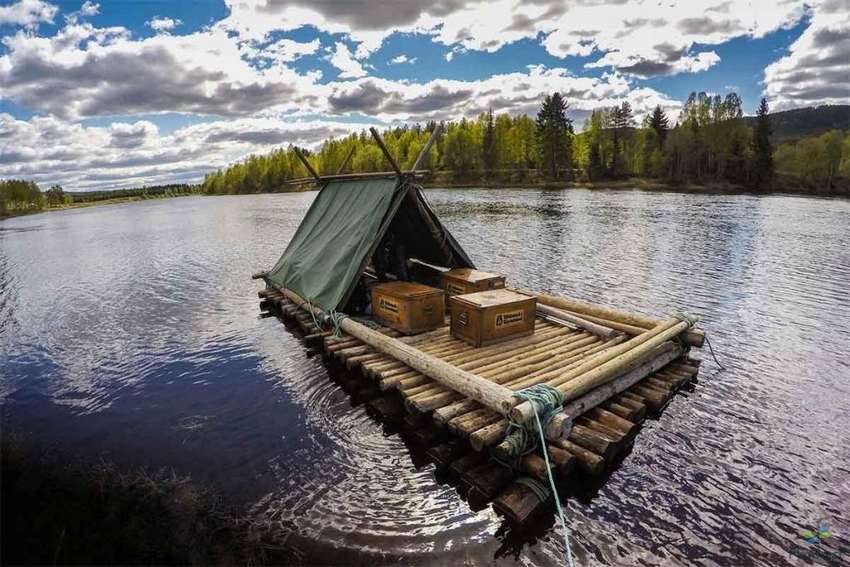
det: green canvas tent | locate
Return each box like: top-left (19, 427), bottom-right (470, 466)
top-left (266, 177), bottom-right (474, 313)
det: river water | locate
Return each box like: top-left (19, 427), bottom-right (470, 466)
top-left (2, 188), bottom-right (849, 565)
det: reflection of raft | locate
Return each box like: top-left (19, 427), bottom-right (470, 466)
top-left (253, 128), bottom-right (705, 524)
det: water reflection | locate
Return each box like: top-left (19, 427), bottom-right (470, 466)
top-left (1, 189), bottom-right (849, 565)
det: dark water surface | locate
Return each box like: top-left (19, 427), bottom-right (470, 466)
top-left (2, 189), bottom-right (849, 565)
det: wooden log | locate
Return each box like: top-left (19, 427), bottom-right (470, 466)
top-left (586, 407), bottom-right (637, 439)
top-left (426, 442), bottom-right (463, 467)
top-left (567, 424), bottom-right (619, 461)
top-left (293, 147), bottom-right (321, 181)
top-left (526, 290), bottom-right (705, 347)
top-left (520, 454), bottom-right (553, 483)
top-left (510, 317), bottom-right (696, 422)
top-left (470, 420), bottom-right (510, 451)
top-left (369, 127), bottom-right (402, 177)
top-left (629, 384), bottom-right (669, 412)
top-left (537, 303), bottom-right (620, 338)
top-left (493, 481), bottom-right (548, 524)
top-left (464, 462), bottom-right (514, 501)
top-left (366, 395), bottom-right (406, 422)
top-left (335, 145), bottom-right (356, 174)
top-left (449, 452), bottom-right (488, 477)
top-left (409, 124), bottom-right (443, 172)
top-left (559, 342), bottom-right (682, 420)
top-left (282, 288), bottom-right (517, 415)
top-left (600, 401), bottom-right (638, 421)
top-left (547, 444), bottom-right (578, 479)
top-left (556, 439), bottom-right (605, 475)
top-left (608, 395), bottom-right (647, 422)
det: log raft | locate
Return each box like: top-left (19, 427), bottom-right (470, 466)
top-left (257, 285), bottom-right (704, 524)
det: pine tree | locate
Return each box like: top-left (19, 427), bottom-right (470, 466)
top-left (536, 93), bottom-right (573, 179)
top-left (751, 97), bottom-right (774, 190)
top-left (648, 105), bottom-right (669, 149)
top-left (481, 108), bottom-right (497, 176)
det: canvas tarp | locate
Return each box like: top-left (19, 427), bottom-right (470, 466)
top-left (266, 177), bottom-right (474, 312)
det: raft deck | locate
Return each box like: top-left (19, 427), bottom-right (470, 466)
top-left (258, 285), bottom-right (703, 524)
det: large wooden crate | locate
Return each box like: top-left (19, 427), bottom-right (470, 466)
top-left (371, 281), bottom-right (445, 335)
top-left (441, 268), bottom-right (505, 296)
top-left (449, 289), bottom-right (536, 347)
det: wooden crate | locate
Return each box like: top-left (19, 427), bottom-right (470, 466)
top-left (441, 268), bottom-right (505, 296)
top-left (449, 289), bottom-right (536, 347)
top-left (371, 281), bottom-right (445, 335)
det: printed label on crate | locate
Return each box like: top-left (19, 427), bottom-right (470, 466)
top-left (446, 282), bottom-right (466, 295)
top-left (457, 311), bottom-right (469, 326)
top-left (495, 310), bottom-right (524, 327)
top-left (378, 297), bottom-right (399, 313)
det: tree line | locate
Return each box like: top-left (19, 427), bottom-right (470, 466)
top-left (0, 182), bottom-right (197, 217)
top-left (201, 92), bottom-right (850, 195)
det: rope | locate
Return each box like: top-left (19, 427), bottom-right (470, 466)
top-left (673, 311), bottom-right (699, 328)
top-left (329, 310), bottom-right (348, 337)
top-left (507, 385), bottom-right (576, 567)
top-left (516, 476), bottom-right (549, 502)
top-left (673, 310), bottom-right (725, 371)
top-left (704, 333), bottom-right (726, 371)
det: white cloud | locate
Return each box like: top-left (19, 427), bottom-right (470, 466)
top-left (0, 112), bottom-right (373, 190)
top-left (326, 42), bottom-right (367, 78)
top-left (0, 23), bottom-right (321, 119)
top-left (0, 0), bottom-right (57, 28)
top-left (389, 54), bottom-right (416, 65)
top-left (219, 0), bottom-right (813, 78)
top-left (764, 0), bottom-right (850, 110)
top-left (147, 16), bottom-right (182, 33)
top-left (242, 37), bottom-right (321, 64)
top-left (65, 1), bottom-right (99, 24)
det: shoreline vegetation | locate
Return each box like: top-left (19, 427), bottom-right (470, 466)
top-left (3, 97), bottom-right (848, 221)
top-left (4, 174), bottom-right (847, 221)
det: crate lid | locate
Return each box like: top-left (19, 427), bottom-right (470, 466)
top-left (442, 268), bottom-right (504, 283)
top-left (450, 288), bottom-right (533, 308)
top-left (373, 281), bottom-right (444, 298)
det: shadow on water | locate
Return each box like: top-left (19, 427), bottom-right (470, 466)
top-left (2, 190), bottom-right (850, 565)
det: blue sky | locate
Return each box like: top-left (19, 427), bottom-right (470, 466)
top-left (0, 0), bottom-right (847, 190)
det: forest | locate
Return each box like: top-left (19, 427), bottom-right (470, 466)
top-left (199, 96), bottom-right (850, 196)
top-left (0, 182), bottom-right (197, 217)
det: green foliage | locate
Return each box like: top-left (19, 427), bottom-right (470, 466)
top-left (45, 184), bottom-right (66, 207)
top-left (0, 179), bottom-right (42, 213)
top-left (774, 129), bottom-right (850, 189)
top-left (751, 97), bottom-right (774, 190)
top-left (198, 93), bottom-right (845, 195)
top-left (535, 92), bottom-right (573, 179)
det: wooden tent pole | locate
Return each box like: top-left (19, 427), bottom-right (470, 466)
top-left (336, 145), bottom-right (356, 174)
top-left (293, 147), bottom-right (322, 181)
top-left (369, 127), bottom-right (403, 178)
top-left (409, 124), bottom-right (443, 172)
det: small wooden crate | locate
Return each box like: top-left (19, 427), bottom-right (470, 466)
top-left (371, 281), bottom-right (445, 335)
top-left (441, 268), bottom-right (505, 296)
top-left (449, 289), bottom-right (536, 347)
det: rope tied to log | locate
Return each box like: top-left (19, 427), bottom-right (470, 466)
top-left (328, 310), bottom-right (348, 337)
top-left (673, 311), bottom-right (699, 328)
top-left (502, 384), bottom-right (576, 567)
top-left (672, 310), bottom-right (726, 370)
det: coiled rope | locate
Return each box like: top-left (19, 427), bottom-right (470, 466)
top-left (504, 384), bottom-right (576, 567)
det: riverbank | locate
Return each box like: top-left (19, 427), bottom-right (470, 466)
top-left (0, 192), bottom-right (197, 221)
top-left (4, 176), bottom-right (846, 223)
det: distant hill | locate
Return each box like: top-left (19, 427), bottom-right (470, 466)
top-left (745, 105), bottom-right (850, 142)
